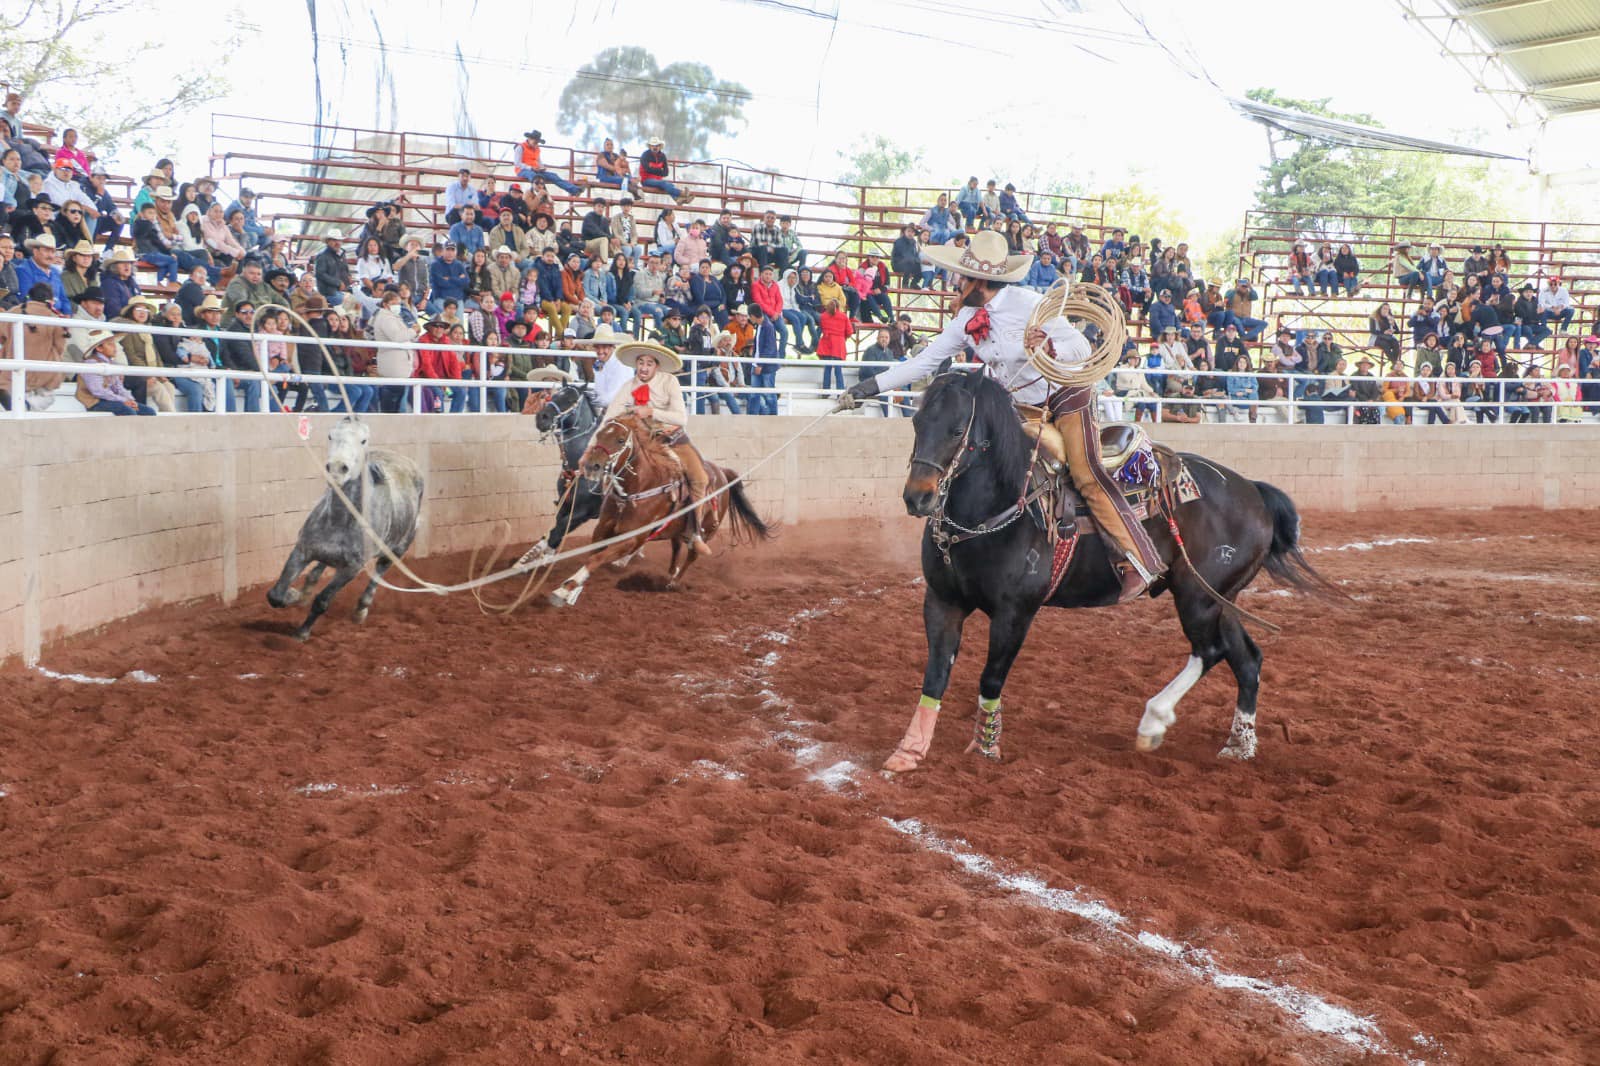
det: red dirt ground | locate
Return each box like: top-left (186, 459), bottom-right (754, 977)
top-left (2, 508), bottom-right (1597, 1065)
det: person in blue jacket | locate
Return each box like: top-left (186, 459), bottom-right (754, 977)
top-left (426, 241), bottom-right (470, 313)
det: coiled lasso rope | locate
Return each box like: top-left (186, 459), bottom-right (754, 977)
top-left (1024, 279), bottom-right (1127, 386)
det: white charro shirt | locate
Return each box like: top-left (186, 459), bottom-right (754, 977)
top-left (870, 285), bottom-right (1089, 406)
top-left (592, 352), bottom-right (635, 407)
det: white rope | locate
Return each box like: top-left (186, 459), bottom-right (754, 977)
top-left (234, 308), bottom-right (839, 598)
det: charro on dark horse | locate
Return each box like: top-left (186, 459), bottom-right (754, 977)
top-left (839, 239), bottom-right (1337, 773)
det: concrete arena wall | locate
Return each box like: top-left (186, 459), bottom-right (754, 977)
top-left (4, 417), bottom-right (1599, 665)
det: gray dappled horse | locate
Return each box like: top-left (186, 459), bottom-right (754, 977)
top-left (267, 417), bottom-right (425, 640)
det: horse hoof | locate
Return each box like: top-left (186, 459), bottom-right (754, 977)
top-left (1135, 732), bottom-right (1165, 753)
top-left (352, 607), bottom-right (369, 624)
top-left (963, 740), bottom-right (1002, 762)
top-left (293, 630), bottom-right (312, 643)
top-left (548, 592), bottom-right (569, 609)
top-left (282, 588), bottom-right (302, 606)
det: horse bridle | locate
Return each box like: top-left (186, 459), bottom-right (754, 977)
top-left (911, 383), bottom-right (1035, 563)
top-left (540, 384), bottom-right (598, 449)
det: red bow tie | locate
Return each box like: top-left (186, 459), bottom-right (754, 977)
top-left (965, 307), bottom-right (992, 346)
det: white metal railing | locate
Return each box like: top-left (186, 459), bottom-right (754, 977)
top-left (2, 311), bottom-right (1592, 422)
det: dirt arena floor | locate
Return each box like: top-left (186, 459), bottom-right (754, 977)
top-left (2, 507), bottom-right (1598, 1065)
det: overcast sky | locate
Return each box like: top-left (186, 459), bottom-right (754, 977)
top-left (127, 0), bottom-right (1598, 246)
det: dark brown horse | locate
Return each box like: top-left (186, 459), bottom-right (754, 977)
top-left (547, 415), bottom-right (771, 607)
top-left (886, 370), bottom-right (1339, 773)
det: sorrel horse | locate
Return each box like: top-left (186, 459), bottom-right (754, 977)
top-left (548, 414), bottom-right (772, 607)
top-left (887, 370), bottom-right (1338, 773)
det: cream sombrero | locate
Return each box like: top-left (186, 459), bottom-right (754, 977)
top-left (525, 365), bottom-right (575, 383)
top-left (615, 339), bottom-right (682, 374)
top-left (106, 246), bottom-right (137, 264)
top-left (573, 323), bottom-right (627, 348)
top-left (923, 229), bottom-right (1031, 284)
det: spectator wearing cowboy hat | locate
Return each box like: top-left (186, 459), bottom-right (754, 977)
top-left (0, 281), bottom-right (67, 409)
top-left (16, 231), bottom-right (71, 313)
top-left (515, 130), bottom-right (583, 196)
top-left (77, 329), bottom-right (156, 415)
top-left (638, 137), bottom-right (692, 204)
top-left (312, 231), bottom-right (351, 303)
top-left (10, 193), bottom-right (54, 247)
top-left (60, 238), bottom-right (99, 302)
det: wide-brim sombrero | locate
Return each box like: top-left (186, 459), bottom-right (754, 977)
top-left (572, 323), bottom-right (627, 348)
top-left (615, 339), bottom-right (683, 374)
top-left (525, 366), bottom-right (575, 384)
top-left (922, 229), bottom-right (1031, 284)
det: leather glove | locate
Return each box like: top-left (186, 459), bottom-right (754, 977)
top-left (834, 375), bottom-right (880, 412)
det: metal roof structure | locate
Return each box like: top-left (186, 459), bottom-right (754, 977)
top-left (1227, 95), bottom-right (1527, 159)
top-left (1396, 0), bottom-right (1600, 125)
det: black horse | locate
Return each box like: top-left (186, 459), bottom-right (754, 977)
top-left (886, 370), bottom-right (1337, 774)
top-left (520, 381), bottom-right (607, 567)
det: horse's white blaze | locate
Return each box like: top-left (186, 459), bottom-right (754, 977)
top-left (1138, 655), bottom-right (1203, 741)
top-left (1220, 706), bottom-right (1258, 761)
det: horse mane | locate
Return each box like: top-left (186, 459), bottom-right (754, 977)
top-left (930, 371), bottom-right (1033, 490)
top-left (614, 413), bottom-right (678, 477)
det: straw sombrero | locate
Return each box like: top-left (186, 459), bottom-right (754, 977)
top-left (615, 339), bottom-right (682, 374)
top-left (106, 246), bottom-right (137, 264)
top-left (922, 229), bottom-right (1031, 284)
top-left (573, 323), bottom-right (626, 348)
top-left (525, 366), bottom-right (575, 384)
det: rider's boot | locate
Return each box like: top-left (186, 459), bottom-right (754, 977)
top-left (1116, 551), bottom-right (1158, 603)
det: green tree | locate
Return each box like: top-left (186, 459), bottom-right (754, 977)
top-left (838, 135), bottom-right (923, 186)
top-left (557, 47), bottom-right (750, 158)
top-left (1100, 179), bottom-right (1187, 245)
top-left (0, 0), bottom-right (229, 160)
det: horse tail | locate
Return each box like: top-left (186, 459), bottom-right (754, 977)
top-left (722, 472), bottom-right (774, 545)
top-left (1254, 480), bottom-right (1346, 599)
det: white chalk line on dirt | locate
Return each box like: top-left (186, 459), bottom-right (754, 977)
top-left (30, 666), bottom-right (160, 685)
top-left (885, 817), bottom-right (1435, 1066)
top-left (730, 582), bottom-right (1444, 1064)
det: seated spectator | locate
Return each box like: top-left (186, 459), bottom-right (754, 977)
top-left (427, 241), bottom-right (470, 314)
top-left (1369, 302), bottom-right (1401, 362)
top-left (312, 231), bottom-right (351, 304)
top-left (0, 282), bottom-right (67, 408)
top-left (61, 239), bottom-right (98, 302)
top-left (10, 193), bottom-right (52, 246)
top-left (954, 177), bottom-right (982, 229)
top-left (74, 328), bottom-right (153, 415)
top-left (1285, 241), bottom-right (1313, 296)
top-left (52, 197), bottom-right (93, 250)
top-left (131, 199), bottom-right (180, 284)
top-left (673, 218), bottom-right (708, 272)
top-left (591, 137), bottom-right (633, 194)
top-left (1417, 243), bottom-right (1448, 298)
top-left (922, 194), bottom-right (955, 245)
top-left (1024, 246), bottom-right (1062, 288)
top-left (632, 252), bottom-right (670, 329)
top-left (173, 204), bottom-right (216, 282)
top-left (690, 259), bottom-right (728, 326)
top-left (777, 216), bottom-right (806, 273)
top-left (979, 180), bottom-right (1001, 225)
top-left (40, 158), bottom-right (82, 208)
top-left (197, 202), bottom-right (244, 269)
top-left (448, 205), bottom-right (487, 255)
top-left (1223, 352), bottom-right (1258, 423)
top-left (1539, 276), bottom-right (1575, 335)
top-left (892, 225), bottom-right (924, 289)
top-left (16, 232), bottom-right (71, 313)
top-left (443, 167), bottom-right (479, 225)
top-left (515, 131), bottom-right (582, 196)
top-left (356, 236), bottom-right (397, 288)
top-left (1333, 243), bottom-right (1360, 296)
top-left (226, 188), bottom-right (268, 249)
top-left (998, 182), bottom-right (1029, 224)
top-left (486, 245), bottom-right (521, 304)
top-left (721, 225), bottom-right (748, 265)
top-left (638, 136), bottom-right (692, 204)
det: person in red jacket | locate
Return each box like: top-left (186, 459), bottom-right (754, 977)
top-left (815, 298), bottom-right (857, 392)
top-left (749, 264), bottom-right (788, 353)
top-left (415, 316), bottom-right (456, 413)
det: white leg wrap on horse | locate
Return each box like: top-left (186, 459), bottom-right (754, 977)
top-left (552, 566), bottom-right (590, 606)
top-left (1137, 655), bottom-right (1203, 750)
top-left (1220, 706), bottom-right (1258, 761)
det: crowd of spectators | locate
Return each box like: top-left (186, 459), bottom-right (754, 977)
top-left (2, 92), bottom-right (1596, 420)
